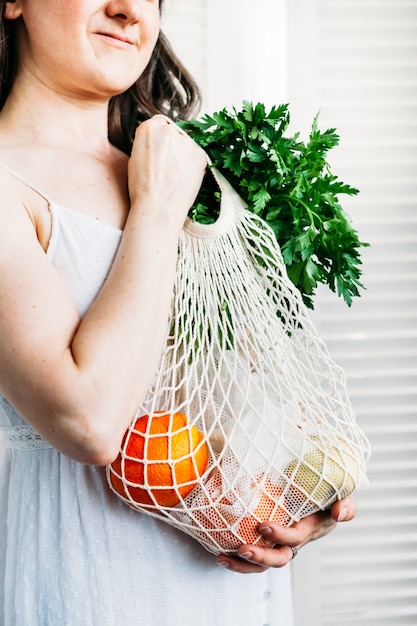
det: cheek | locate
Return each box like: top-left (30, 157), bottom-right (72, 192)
top-left (139, 17), bottom-right (160, 67)
top-left (143, 5), bottom-right (161, 44)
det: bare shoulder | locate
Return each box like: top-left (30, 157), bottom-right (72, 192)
top-left (2, 145), bottom-right (130, 230)
top-left (0, 164), bottom-right (51, 251)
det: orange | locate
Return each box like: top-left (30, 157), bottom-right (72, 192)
top-left (189, 471), bottom-right (290, 553)
top-left (237, 478), bottom-right (290, 547)
top-left (109, 411), bottom-right (209, 508)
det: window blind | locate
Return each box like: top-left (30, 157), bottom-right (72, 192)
top-left (288, 1), bottom-right (417, 625)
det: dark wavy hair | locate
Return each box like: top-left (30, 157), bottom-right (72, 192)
top-left (0, 0), bottom-right (201, 154)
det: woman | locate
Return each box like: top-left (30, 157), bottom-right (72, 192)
top-left (0, 1), bottom-right (356, 624)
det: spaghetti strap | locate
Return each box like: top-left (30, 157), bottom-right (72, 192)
top-left (0, 160), bottom-right (51, 204)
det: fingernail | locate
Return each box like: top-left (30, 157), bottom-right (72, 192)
top-left (217, 559), bottom-right (230, 569)
top-left (337, 508), bottom-right (347, 522)
top-left (239, 551), bottom-right (254, 560)
top-left (259, 525), bottom-right (272, 536)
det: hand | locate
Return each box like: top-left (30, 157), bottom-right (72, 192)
top-left (128, 116), bottom-right (207, 233)
top-left (216, 496), bottom-right (357, 574)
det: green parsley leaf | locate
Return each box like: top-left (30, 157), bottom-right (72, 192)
top-left (179, 101), bottom-right (369, 309)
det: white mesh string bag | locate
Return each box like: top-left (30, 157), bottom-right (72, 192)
top-left (106, 166), bottom-right (371, 556)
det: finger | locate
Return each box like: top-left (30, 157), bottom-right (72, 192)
top-left (330, 495), bottom-right (357, 522)
top-left (216, 554), bottom-right (270, 574)
top-left (256, 519), bottom-right (314, 548)
top-left (235, 543), bottom-right (295, 569)
top-left (257, 511), bottom-right (336, 547)
top-left (151, 115), bottom-right (190, 138)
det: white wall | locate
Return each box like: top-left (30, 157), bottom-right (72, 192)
top-left (162, 0), bottom-right (289, 113)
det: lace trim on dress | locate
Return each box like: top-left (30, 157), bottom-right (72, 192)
top-left (0, 425), bottom-right (52, 450)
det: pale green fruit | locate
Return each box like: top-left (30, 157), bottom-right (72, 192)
top-left (284, 435), bottom-right (360, 510)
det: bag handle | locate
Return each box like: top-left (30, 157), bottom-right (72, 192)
top-left (183, 166), bottom-right (248, 238)
top-left (151, 115), bottom-right (247, 238)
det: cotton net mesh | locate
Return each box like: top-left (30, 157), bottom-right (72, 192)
top-left (106, 168), bottom-right (370, 555)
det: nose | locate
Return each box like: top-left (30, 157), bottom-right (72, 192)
top-left (106, 0), bottom-right (142, 23)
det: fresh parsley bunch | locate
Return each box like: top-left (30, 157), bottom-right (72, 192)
top-left (179, 101), bottom-right (368, 309)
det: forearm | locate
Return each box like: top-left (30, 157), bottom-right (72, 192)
top-left (69, 216), bottom-right (180, 454)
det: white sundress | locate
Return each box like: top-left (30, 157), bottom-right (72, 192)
top-left (0, 163), bottom-right (294, 626)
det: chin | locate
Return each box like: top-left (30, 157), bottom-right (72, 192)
top-left (83, 79), bottom-right (138, 100)
top-left (89, 65), bottom-right (145, 98)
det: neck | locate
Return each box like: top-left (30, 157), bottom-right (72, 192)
top-left (0, 74), bottom-right (116, 158)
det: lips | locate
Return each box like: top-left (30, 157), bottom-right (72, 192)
top-left (98, 32), bottom-right (135, 46)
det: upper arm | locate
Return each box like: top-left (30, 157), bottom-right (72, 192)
top-left (0, 173), bottom-right (82, 430)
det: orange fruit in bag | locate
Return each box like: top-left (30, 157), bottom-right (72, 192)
top-left (189, 471), bottom-right (290, 552)
top-left (109, 412), bottom-right (209, 508)
top-left (237, 478), bottom-right (290, 547)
